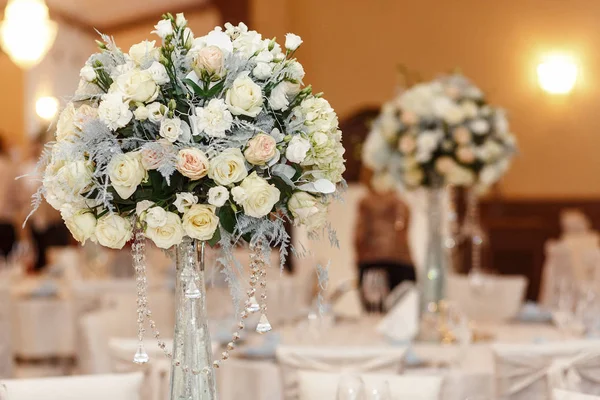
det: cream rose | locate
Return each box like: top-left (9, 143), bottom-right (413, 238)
top-left (128, 40), bottom-right (160, 66)
top-left (147, 102), bottom-right (167, 123)
top-left (95, 214), bottom-right (132, 249)
top-left (244, 134), bottom-right (277, 165)
top-left (64, 209), bottom-right (97, 244)
top-left (56, 103), bottom-right (77, 142)
top-left (435, 156), bottom-right (456, 174)
top-left (160, 117), bottom-right (184, 142)
top-left (288, 192), bottom-right (327, 231)
top-left (144, 206), bottom-right (168, 228)
top-left (141, 140), bottom-right (172, 170)
top-left (208, 148), bottom-right (248, 186)
top-left (398, 135), bottom-right (416, 154)
top-left (225, 72), bottom-right (263, 117)
top-left (136, 200), bottom-right (155, 216)
top-left (453, 126), bottom-right (472, 145)
top-left (145, 211), bottom-right (184, 249)
top-left (108, 151), bottom-right (146, 199)
top-left (174, 192), bottom-right (198, 213)
top-left (456, 146), bottom-right (476, 163)
top-left (146, 61), bottom-right (169, 85)
top-left (176, 148), bottom-right (209, 180)
top-left (285, 136), bottom-right (311, 163)
top-left (237, 172), bottom-right (280, 218)
top-left (193, 45), bottom-right (224, 78)
top-left (114, 69), bottom-right (159, 103)
top-left (183, 204), bottom-right (219, 240)
top-left (73, 104), bottom-right (98, 131)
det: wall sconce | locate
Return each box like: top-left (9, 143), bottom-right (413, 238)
top-left (537, 54), bottom-right (578, 95)
top-left (36, 96), bottom-right (58, 120)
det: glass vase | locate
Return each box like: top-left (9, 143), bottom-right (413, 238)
top-left (418, 187), bottom-right (450, 341)
top-left (170, 237), bottom-right (218, 400)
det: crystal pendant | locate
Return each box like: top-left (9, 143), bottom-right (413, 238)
top-left (185, 279), bottom-right (201, 299)
top-left (256, 313), bottom-right (272, 334)
top-left (133, 343), bottom-right (149, 364)
top-left (246, 296), bottom-right (260, 313)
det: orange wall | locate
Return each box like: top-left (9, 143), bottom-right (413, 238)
top-left (253, 0), bottom-right (600, 199)
top-left (0, 56), bottom-right (25, 150)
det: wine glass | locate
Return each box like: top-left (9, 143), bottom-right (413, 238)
top-left (362, 269), bottom-right (389, 313)
top-left (366, 380), bottom-right (391, 400)
top-left (336, 374), bottom-right (366, 400)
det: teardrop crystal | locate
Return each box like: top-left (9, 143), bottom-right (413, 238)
top-left (133, 343), bottom-right (149, 364)
top-left (185, 279), bottom-right (201, 299)
top-left (256, 313), bottom-right (272, 334)
top-left (246, 296), bottom-right (260, 313)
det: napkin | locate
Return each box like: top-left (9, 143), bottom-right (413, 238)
top-left (377, 286), bottom-right (419, 341)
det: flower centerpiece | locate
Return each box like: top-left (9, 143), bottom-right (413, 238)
top-left (30, 13), bottom-right (345, 399)
top-left (363, 74), bottom-right (516, 339)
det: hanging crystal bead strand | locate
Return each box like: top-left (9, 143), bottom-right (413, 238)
top-left (467, 188), bottom-right (483, 273)
top-left (251, 241), bottom-right (272, 334)
top-left (132, 228), bottom-right (149, 364)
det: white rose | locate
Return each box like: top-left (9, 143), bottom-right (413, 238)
top-left (225, 72), bottom-right (264, 117)
top-left (174, 192), bottom-right (198, 213)
top-left (470, 119), bottom-right (490, 135)
top-left (114, 69), bottom-right (159, 104)
top-left (146, 61), bottom-right (169, 85)
top-left (461, 101), bottom-right (479, 119)
top-left (107, 151), bottom-right (146, 199)
top-left (98, 93), bottom-right (133, 131)
top-left (447, 165), bottom-right (475, 186)
top-left (208, 186), bottom-right (229, 207)
top-left (153, 19), bottom-right (174, 39)
top-left (208, 148), bottom-right (248, 185)
top-left (433, 97), bottom-right (465, 125)
top-left (145, 211), bottom-right (184, 249)
top-left (253, 62), bottom-right (272, 80)
top-left (73, 104), bottom-right (98, 131)
top-left (52, 159), bottom-right (94, 204)
top-left (182, 27), bottom-right (194, 49)
top-left (56, 103), bottom-right (77, 142)
top-left (95, 214), bottom-right (132, 249)
top-left (144, 206), bottom-right (168, 228)
top-left (269, 81), bottom-right (300, 111)
top-left (194, 99), bottom-right (233, 138)
top-left (193, 46), bottom-right (224, 78)
top-left (197, 27), bottom-right (233, 53)
top-left (136, 200), bottom-right (155, 216)
top-left (176, 148), bottom-right (210, 180)
top-left (285, 33), bottom-right (303, 51)
top-left (160, 117), bottom-right (183, 142)
top-left (134, 106), bottom-right (150, 121)
top-left (231, 186), bottom-right (247, 204)
top-left (182, 204), bottom-right (219, 241)
top-left (288, 192), bottom-right (327, 231)
top-left (63, 209), bottom-right (96, 244)
top-left (147, 102), bottom-right (167, 123)
top-left (244, 133), bottom-right (277, 165)
top-left (237, 172), bottom-right (280, 218)
top-left (80, 65), bottom-right (97, 82)
top-left (176, 13), bottom-right (187, 27)
top-left (255, 50), bottom-right (273, 63)
top-left (285, 136), bottom-right (310, 163)
top-left (129, 40), bottom-right (159, 66)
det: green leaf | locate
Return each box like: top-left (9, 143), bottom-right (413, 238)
top-left (218, 206), bottom-right (236, 235)
top-left (183, 78), bottom-right (206, 97)
top-left (270, 175), bottom-right (293, 202)
top-left (207, 228), bottom-right (221, 247)
top-left (205, 78), bottom-right (226, 98)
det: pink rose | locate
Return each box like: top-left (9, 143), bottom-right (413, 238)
top-left (398, 135), bottom-right (416, 154)
top-left (244, 133), bottom-right (277, 165)
top-left (141, 140), bottom-right (172, 170)
top-left (193, 45), bottom-right (224, 78)
top-left (177, 148), bottom-right (210, 180)
top-left (400, 111), bottom-right (418, 125)
top-left (456, 146), bottom-right (476, 164)
top-left (453, 127), bottom-right (472, 145)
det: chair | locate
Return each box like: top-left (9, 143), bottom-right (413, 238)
top-left (554, 389), bottom-right (600, 400)
top-left (297, 371), bottom-right (443, 400)
top-left (447, 273), bottom-right (528, 322)
top-left (0, 373), bottom-right (144, 400)
top-left (493, 341), bottom-right (600, 400)
top-left (276, 345), bottom-right (407, 400)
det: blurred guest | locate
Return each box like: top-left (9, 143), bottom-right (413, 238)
top-left (354, 168), bottom-right (415, 312)
top-left (19, 135), bottom-right (70, 272)
top-left (0, 136), bottom-right (18, 258)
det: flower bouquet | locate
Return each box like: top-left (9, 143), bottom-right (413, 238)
top-left (363, 74), bottom-right (516, 339)
top-left (30, 13), bottom-right (345, 399)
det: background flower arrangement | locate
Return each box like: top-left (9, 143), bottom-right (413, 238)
top-left (32, 13), bottom-right (346, 267)
top-left (363, 74), bottom-right (517, 191)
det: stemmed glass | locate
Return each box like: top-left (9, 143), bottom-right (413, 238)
top-left (366, 380), bottom-right (391, 400)
top-left (336, 374), bottom-right (366, 400)
top-left (362, 269), bottom-right (389, 313)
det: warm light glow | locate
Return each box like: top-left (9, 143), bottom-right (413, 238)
top-left (36, 96), bottom-right (59, 120)
top-left (0, 0), bottom-right (57, 69)
top-left (537, 54), bottom-right (578, 94)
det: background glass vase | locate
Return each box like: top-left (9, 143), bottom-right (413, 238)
top-left (170, 238), bottom-right (217, 400)
top-left (419, 187), bottom-right (451, 342)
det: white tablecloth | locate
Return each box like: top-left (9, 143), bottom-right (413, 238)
top-left (216, 318), bottom-right (563, 400)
